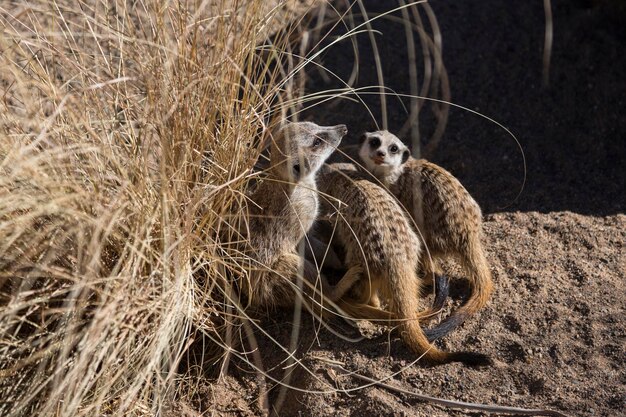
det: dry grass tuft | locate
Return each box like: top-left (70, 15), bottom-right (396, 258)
top-left (0, 1), bottom-right (318, 415)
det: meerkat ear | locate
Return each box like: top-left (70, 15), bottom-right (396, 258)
top-left (402, 149), bottom-right (410, 163)
top-left (359, 132), bottom-right (369, 144)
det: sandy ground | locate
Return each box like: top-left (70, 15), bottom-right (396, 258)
top-left (200, 1), bottom-right (625, 416)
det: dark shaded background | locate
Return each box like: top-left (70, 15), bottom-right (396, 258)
top-left (303, 0), bottom-right (625, 215)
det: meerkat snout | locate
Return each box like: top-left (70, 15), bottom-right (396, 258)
top-left (334, 124), bottom-right (348, 137)
top-left (271, 121), bottom-right (347, 183)
top-left (359, 130), bottom-right (410, 174)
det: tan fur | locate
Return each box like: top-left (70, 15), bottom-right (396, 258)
top-left (238, 122), bottom-right (353, 310)
top-left (359, 130), bottom-right (494, 339)
top-left (317, 164), bottom-right (488, 365)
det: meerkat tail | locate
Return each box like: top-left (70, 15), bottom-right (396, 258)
top-left (424, 238), bottom-right (493, 341)
top-left (415, 257), bottom-right (451, 325)
top-left (410, 275), bottom-right (451, 325)
top-left (386, 265), bottom-right (447, 363)
top-left (400, 318), bottom-right (491, 366)
top-left (387, 263), bottom-right (490, 366)
top-left (432, 274), bottom-right (450, 312)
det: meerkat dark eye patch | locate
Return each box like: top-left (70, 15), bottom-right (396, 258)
top-left (292, 157), bottom-right (311, 179)
top-left (389, 145), bottom-right (399, 153)
top-left (402, 149), bottom-right (410, 163)
top-left (369, 137), bottom-right (381, 148)
top-left (312, 132), bottom-right (329, 148)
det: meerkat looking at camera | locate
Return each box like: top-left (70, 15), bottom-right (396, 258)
top-left (316, 163), bottom-right (490, 366)
top-left (236, 121), bottom-right (358, 311)
top-left (358, 130), bottom-right (493, 340)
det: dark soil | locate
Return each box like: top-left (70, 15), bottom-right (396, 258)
top-left (205, 1), bottom-right (625, 416)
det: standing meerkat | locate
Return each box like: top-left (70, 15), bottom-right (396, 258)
top-left (358, 130), bottom-right (493, 340)
top-left (317, 163), bottom-right (490, 366)
top-left (237, 121), bottom-right (359, 310)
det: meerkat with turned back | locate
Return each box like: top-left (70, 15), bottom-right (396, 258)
top-left (316, 163), bottom-right (490, 366)
top-left (358, 130), bottom-right (493, 340)
top-left (238, 121), bottom-right (362, 311)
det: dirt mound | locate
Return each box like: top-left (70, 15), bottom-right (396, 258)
top-left (206, 212), bottom-right (623, 417)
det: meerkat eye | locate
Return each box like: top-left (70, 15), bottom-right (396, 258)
top-left (313, 132), bottom-right (328, 148)
top-left (389, 145), bottom-right (399, 153)
top-left (369, 137), bottom-right (381, 148)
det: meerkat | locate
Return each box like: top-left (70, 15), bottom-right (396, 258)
top-left (358, 130), bottom-right (493, 340)
top-left (305, 163), bottom-right (450, 313)
top-left (236, 121), bottom-right (361, 311)
top-left (316, 163), bottom-right (489, 366)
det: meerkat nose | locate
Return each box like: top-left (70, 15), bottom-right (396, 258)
top-left (334, 124), bottom-right (348, 136)
top-left (377, 150), bottom-right (386, 157)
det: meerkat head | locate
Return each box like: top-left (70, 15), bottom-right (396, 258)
top-left (358, 130), bottom-right (410, 180)
top-left (270, 121), bottom-right (347, 183)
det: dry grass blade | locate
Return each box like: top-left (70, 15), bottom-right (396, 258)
top-left (355, 0), bottom-right (387, 131)
top-left (543, 0), bottom-right (553, 86)
top-left (399, 0), bottom-right (421, 157)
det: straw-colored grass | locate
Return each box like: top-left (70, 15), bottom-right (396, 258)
top-left (0, 1), bottom-right (320, 415)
